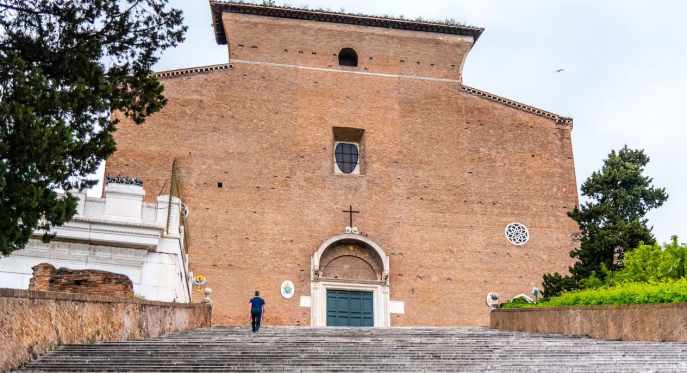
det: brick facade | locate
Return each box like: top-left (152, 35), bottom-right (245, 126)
top-left (106, 3), bottom-right (578, 326)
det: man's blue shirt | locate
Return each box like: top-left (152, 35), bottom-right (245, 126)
top-left (249, 297), bottom-right (265, 314)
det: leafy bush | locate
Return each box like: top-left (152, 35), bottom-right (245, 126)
top-left (617, 237), bottom-right (687, 282)
top-left (542, 272), bottom-right (578, 298)
top-left (503, 279), bottom-right (687, 309)
top-left (504, 237), bottom-right (687, 309)
top-left (579, 272), bottom-right (604, 289)
top-left (579, 236), bottom-right (687, 287)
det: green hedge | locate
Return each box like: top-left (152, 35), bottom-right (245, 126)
top-left (503, 279), bottom-right (687, 309)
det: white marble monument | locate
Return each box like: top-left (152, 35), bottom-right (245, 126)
top-left (0, 178), bottom-right (192, 303)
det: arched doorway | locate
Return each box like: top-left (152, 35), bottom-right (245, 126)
top-left (311, 234), bottom-right (390, 327)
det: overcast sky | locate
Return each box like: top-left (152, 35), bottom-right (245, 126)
top-left (142, 0), bottom-right (686, 243)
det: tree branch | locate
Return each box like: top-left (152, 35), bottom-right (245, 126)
top-left (0, 3), bottom-right (50, 16)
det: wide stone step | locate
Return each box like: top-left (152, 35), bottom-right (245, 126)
top-left (17, 327), bottom-right (687, 372)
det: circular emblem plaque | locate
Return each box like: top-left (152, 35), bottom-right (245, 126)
top-left (280, 280), bottom-right (295, 299)
top-left (505, 223), bottom-right (529, 246)
top-left (193, 274), bottom-right (208, 286)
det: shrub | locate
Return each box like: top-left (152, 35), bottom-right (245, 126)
top-left (579, 272), bottom-right (604, 289)
top-left (504, 237), bottom-right (687, 309)
top-left (503, 279), bottom-right (687, 309)
top-left (580, 236), bottom-right (687, 287)
top-left (542, 272), bottom-right (578, 298)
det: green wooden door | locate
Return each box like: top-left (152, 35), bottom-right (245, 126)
top-left (326, 290), bottom-right (374, 327)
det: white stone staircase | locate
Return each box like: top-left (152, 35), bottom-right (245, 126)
top-left (17, 327), bottom-right (687, 372)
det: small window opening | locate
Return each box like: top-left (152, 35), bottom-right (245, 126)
top-left (333, 127), bottom-right (364, 175)
top-left (335, 143), bottom-right (359, 174)
top-left (338, 48), bottom-right (358, 67)
top-left (217, 182), bottom-right (223, 188)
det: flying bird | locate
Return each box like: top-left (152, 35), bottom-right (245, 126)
top-left (554, 68), bottom-right (566, 73)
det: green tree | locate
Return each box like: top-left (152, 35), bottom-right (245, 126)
top-left (614, 236), bottom-right (687, 283)
top-left (543, 146), bottom-right (668, 297)
top-left (0, 1), bottom-right (187, 255)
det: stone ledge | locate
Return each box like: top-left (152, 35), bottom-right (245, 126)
top-left (1, 288), bottom-right (211, 371)
top-left (494, 302), bottom-right (687, 312)
top-left (0, 288), bottom-right (208, 308)
top-left (490, 302), bottom-right (687, 342)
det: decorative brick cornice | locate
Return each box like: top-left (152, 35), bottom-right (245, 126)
top-left (106, 175), bottom-right (143, 186)
top-left (209, 1), bottom-right (484, 45)
top-left (153, 63), bottom-right (233, 80)
top-left (462, 85), bottom-right (573, 127)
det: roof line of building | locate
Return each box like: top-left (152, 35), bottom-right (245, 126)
top-left (209, 1), bottom-right (484, 45)
top-left (151, 63), bottom-right (573, 126)
top-left (461, 85), bottom-right (573, 126)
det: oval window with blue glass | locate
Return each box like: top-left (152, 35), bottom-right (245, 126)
top-left (335, 142), bottom-right (359, 174)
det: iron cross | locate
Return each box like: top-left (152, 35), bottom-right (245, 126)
top-left (342, 205), bottom-right (360, 228)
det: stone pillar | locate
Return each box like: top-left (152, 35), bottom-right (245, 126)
top-left (74, 192), bottom-right (87, 217)
top-left (380, 286), bottom-right (391, 327)
top-left (156, 195), bottom-right (183, 238)
top-left (310, 283), bottom-right (324, 327)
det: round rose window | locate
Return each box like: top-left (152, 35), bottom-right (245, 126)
top-left (505, 223), bottom-right (529, 245)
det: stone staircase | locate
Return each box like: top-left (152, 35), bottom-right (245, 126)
top-left (18, 327), bottom-right (687, 372)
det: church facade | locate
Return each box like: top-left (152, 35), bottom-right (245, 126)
top-left (106, 1), bottom-right (579, 326)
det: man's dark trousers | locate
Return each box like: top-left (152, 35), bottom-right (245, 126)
top-left (251, 311), bottom-right (262, 332)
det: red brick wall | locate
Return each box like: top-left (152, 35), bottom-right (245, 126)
top-left (222, 13), bottom-right (473, 81)
top-left (107, 14), bottom-right (578, 326)
top-left (28, 263), bottom-right (134, 298)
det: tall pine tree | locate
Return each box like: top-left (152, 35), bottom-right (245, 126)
top-left (543, 146), bottom-right (668, 297)
top-left (0, 1), bottom-right (187, 255)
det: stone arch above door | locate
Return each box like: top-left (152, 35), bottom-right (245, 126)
top-left (310, 234), bottom-right (392, 328)
top-left (312, 234), bottom-right (390, 284)
top-left (321, 249), bottom-right (381, 282)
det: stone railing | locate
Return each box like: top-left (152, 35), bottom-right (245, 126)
top-left (0, 288), bottom-right (212, 372)
top-left (490, 303), bottom-right (687, 342)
